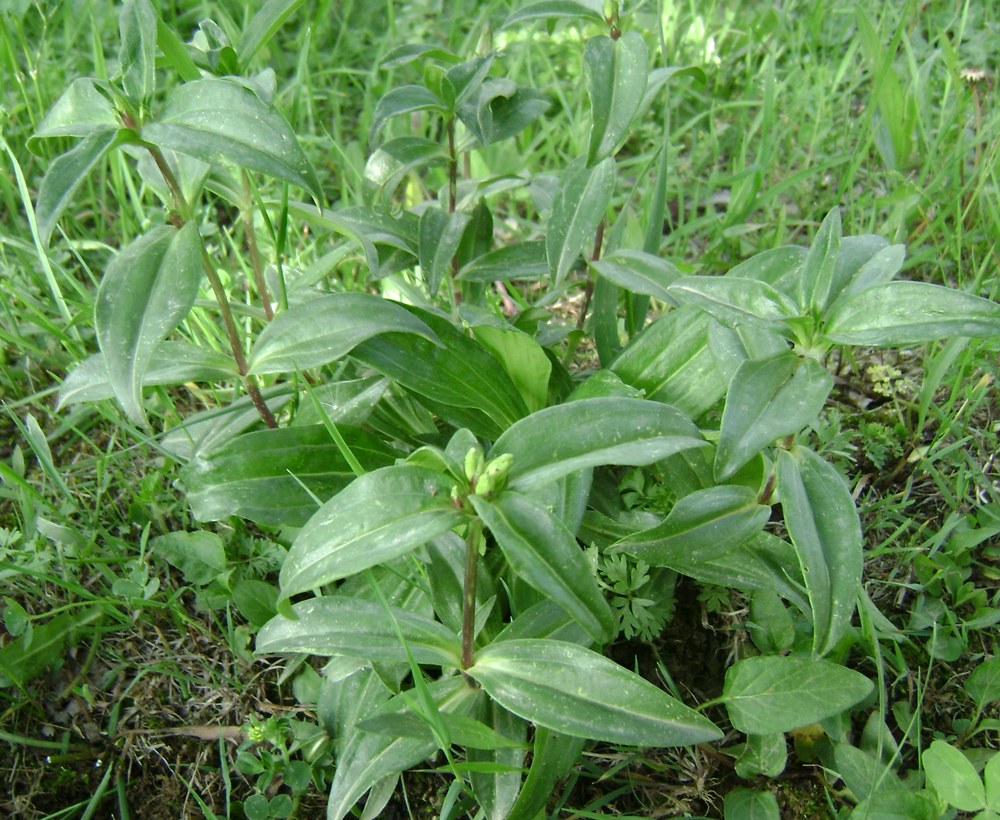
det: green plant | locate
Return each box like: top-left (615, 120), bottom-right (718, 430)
top-left (21, 0), bottom-right (1000, 817)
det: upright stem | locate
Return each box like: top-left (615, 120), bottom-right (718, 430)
top-left (241, 171), bottom-right (274, 320)
top-left (461, 519), bottom-right (483, 678)
top-left (447, 119), bottom-right (457, 216)
top-left (200, 252), bottom-right (278, 428)
top-left (577, 217), bottom-right (606, 329)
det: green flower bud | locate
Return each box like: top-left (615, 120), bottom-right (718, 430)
top-left (464, 446), bottom-right (485, 483)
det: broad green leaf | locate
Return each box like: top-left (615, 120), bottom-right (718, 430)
top-left (747, 589), bottom-right (795, 653)
top-left (95, 223), bottom-right (202, 425)
top-left (837, 243), bottom-right (905, 300)
top-left (418, 207), bottom-right (470, 297)
top-left (639, 525), bottom-right (807, 607)
top-left (180, 424), bottom-right (397, 526)
top-left (143, 78), bottom-right (321, 200)
top-left (724, 788), bottom-right (780, 820)
top-left (469, 704), bottom-right (527, 820)
top-left (0, 611), bottom-right (96, 688)
top-left (36, 129), bottom-right (122, 248)
top-left (231, 579), bottom-right (279, 628)
top-left (850, 790), bottom-right (940, 820)
top-left (507, 728), bottom-right (585, 820)
top-left (290, 376), bottom-right (389, 428)
top-left (491, 397), bottom-right (706, 491)
top-left (723, 655), bottom-right (873, 734)
top-left (326, 675), bottom-right (477, 820)
top-left (589, 249), bottom-right (681, 302)
top-left (546, 157), bottom-right (615, 283)
top-left (922, 740), bottom-right (986, 812)
top-left (728, 245), bottom-right (807, 289)
top-left (30, 78), bottom-right (119, 145)
top-left (734, 733), bottom-right (787, 779)
top-left (471, 492), bottom-right (613, 643)
top-left (777, 446), bottom-right (862, 657)
top-left (369, 85), bottom-right (446, 146)
top-left (248, 293), bottom-right (438, 374)
top-left (585, 31), bottom-right (648, 165)
top-left (966, 657), bottom-right (1000, 710)
top-left (354, 307), bottom-right (529, 437)
top-left (985, 753), bottom-right (1000, 812)
top-left (611, 305), bottom-right (728, 419)
top-left (668, 276), bottom-right (800, 330)
top-left (256, 596), bottom-right (462, 667)
top-left (833, 742), bottom-right (899, 802)
top-left (364, 136), bottom-right (447, 201)
top-left (239, 0), bottom-right (309, 67)
top-left (151, 531), bottom-right (226, 586)
top-left (119, 0), bottom-right (157, 104)
top-left (501, 0), bottom-right (605, 28)
top-left (457, 241), bottom-right (548, 282)
top-left (279, 466), bottom-right (464, 596)
top-left (58, 341), bottom-right (236, 408)
top-left (457, 79), bottom-right (549, 146)
top-left (472, 325), bottom-right (551, 414)
top-left (494, 600), bottom-right (592, 646)
top-left (470, 639), bottom-right (722, 746)
top-left (799, 206), bottom-right (841, 312)
top-left (612, 485), bottom-right (770, 565)
top-left (823, 281), bottom-right (1000, 346)
top-left (289, 202), bottom-right (418, 276)
top-left (715, 352), bottom-right (833, 480)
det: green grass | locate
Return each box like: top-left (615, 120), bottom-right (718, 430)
top-left (1, 0), bottom-right (999, 817)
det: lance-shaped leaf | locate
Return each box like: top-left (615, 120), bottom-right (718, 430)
top-left (470, 639), bottom-right (723, 747)
top-left (457, 241), bottom-right (548, 282)
top-left (354, 308), bottom-right (529, 437)
top-left (722, 655), bottom-right (873, 734)
top-left (280, 466), bottom-right (464, 597)
top-left (610, 305), bottom-right (728, 419)
top-left (798, 207), bottom-right (841, 312)
top-left (256, 596), bottom-right (461, 667)
top-left (468, 703), bottom-right (527, 820)
top-left (777, 446), bottom-right (862, 657)
top-left (59, 341), bottom-right (236, 408)
top-left (418, 207), bottom-right (471, 297)
top-left (36, 130), bottom-right (124, 248)
top-left (239, 0), bottom-right (309, 68)
top-left (715, 352), bottom-right (833, 480)
top-left (612, 485), bottom-right (770, 565)
top-left (585, 31), bottom-right (648, 165)
top-left (364, 136), bottom-right (447, 201)
top-left (457, 79), bottom-right (549, 146)
top-left (823, 281), bottom-right (1000, 346)
top-left (326, 676), bottom-right (478, 820)
top-left (471, 493), bottom-right (614, 643)
top-left (30, 78), bottom-right (119, 145)
top-left (473, 325), bottom-right (551, 415)
top-left (490, 397), bottom-right (706, 491)
top-left (119, 0), bottom-right (157, 104)
top-left (95, 223), bottom-right (202, 425)
top-left (728, 245), bottom-right (807, 290)
top-left (248, 293), bottom-right (438, 374)
top-left (668, 276), bottom-right (800, 331)
top-left (589, 249), bottom-right (680, 303)
top-left (180, 424), bottom-right (397, 526)
top-left (507, 728), bottom-right (585, 820)
top-left (836, 242), bottom-right (905, 301)
top-left (546, 157), bottom-right (615, 282)
top-left (501, 0), bottom-right (605, 28)
top-left (369, 85), bottom-right (446, 146)
top-left (143, 78), bottom-right (321, 199)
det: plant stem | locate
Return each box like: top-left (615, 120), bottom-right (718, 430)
top-left (577, 217), bottom-right (606, 329)
top-left (241, 171), bottom-right (274, 320)
top-left (447, 118), bottom-right (457, 216)
top-left (200, 249), bottom-right (277, 428)
top-left (461, 519), bottom-right (483, 678)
